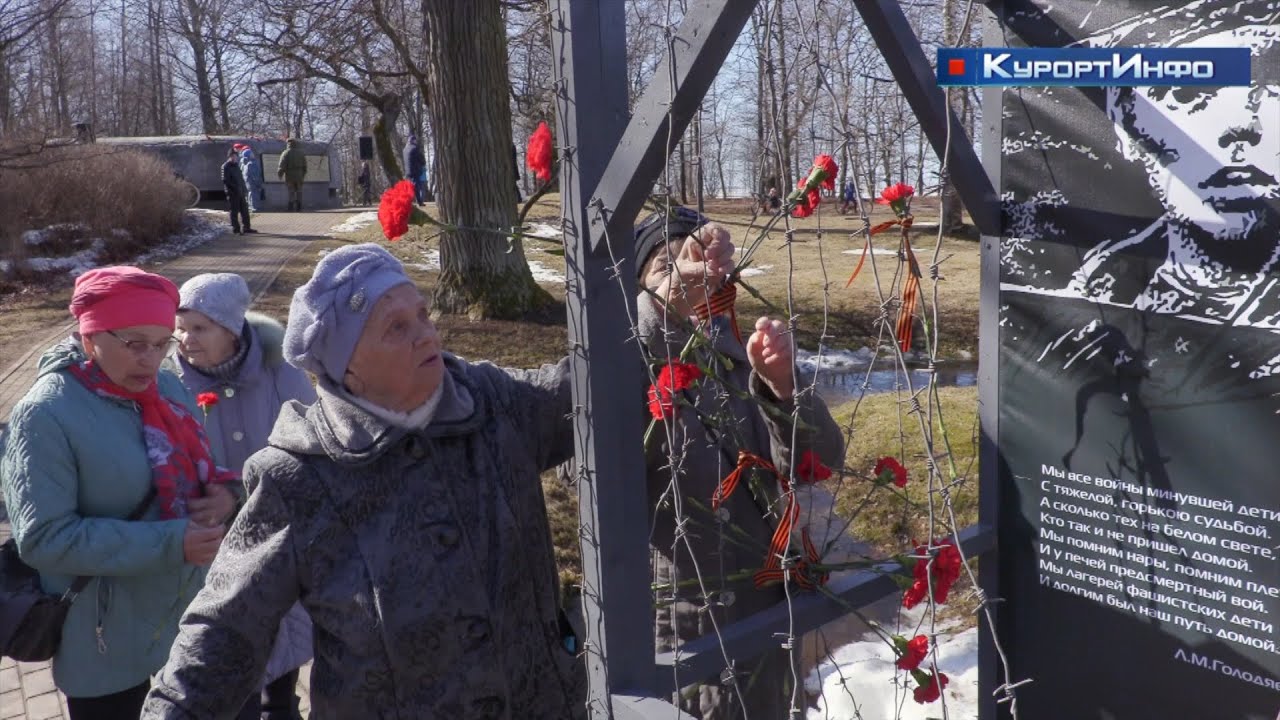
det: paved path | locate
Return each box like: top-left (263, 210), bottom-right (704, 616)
top-left (1, 209), bottom-right (360, 719)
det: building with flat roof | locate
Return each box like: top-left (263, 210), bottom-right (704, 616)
top-left (97, 135), bottom-right (341, 210)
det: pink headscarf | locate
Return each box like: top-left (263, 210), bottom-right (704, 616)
top-left (69, 266), bottom-right (180, 335)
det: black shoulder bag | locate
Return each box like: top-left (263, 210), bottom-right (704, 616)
top-left (0, 488), bottom-right (157, 662)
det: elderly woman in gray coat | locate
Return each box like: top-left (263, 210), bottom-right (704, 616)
top-left (170, 273), bottom-right (317, 720)
top-left (142, 244), bottom-right (583, 720)
top-left (631, 208), bottom-right (845, 719)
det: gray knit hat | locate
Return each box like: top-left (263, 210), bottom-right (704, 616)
top-left (283, 243), bottom-right (414, 385)
top-left (178, 273), bottom-right (251, 336)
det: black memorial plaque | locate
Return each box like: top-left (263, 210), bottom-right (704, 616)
top-left (993, 1), bottom-right (1280, 718)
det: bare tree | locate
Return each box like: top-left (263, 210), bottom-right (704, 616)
top-left (421, 0), bottom-right (549, 318)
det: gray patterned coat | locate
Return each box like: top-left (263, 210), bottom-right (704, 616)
top-left (142, 354), bottom-right (584, 720)
top-left (636, 299), bottom-right (845, 719)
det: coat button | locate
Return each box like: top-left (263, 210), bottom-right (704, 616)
top-left (224, 388), bottom-right (236, 398)
top-left (232, 431), bottom-right (244, 442)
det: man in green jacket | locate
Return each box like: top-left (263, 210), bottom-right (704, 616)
top-left (276, 138), bottom-right (308, 211)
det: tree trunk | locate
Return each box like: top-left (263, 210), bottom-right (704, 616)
top-left (147, 0), bottom-right (165, 133)
top-left (175, 0), bottom-right (218, 133)
top-left (421, 0), bottom-right (550, 320)
top-left (212, 33), bottom-right (232, 130)
top-left (47, 11), bottom-right (69, 133)
top-left (775, 1), bottom-right (792, 190)
top-left (371, 94), bottom-right (403, 181)
top-left (0, 49), bottom-right (10, 132)
top-left (939, 0), bottom-right (966, 233)
top-left (119, 0), bottom-right (128, 134)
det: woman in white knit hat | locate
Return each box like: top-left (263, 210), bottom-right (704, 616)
top-left (169, 272), bottom-right (316, 720)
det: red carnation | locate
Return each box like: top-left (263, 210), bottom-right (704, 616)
top-left (902, 538), bottom-right (963, 608)
top-left (912, 670), bottom-right (949, 704)
top-left (378, 180), bottom-right (417, 241)
top-left (876, 182), bottom-right (915, 205)
top-left (796, 450), bottom-right (832, 484)
top-left (527, 121), bottom-right (553, 183)
top-left (812, 154), bottom-right (838, 191)
top-left (876, 182), bottom-right (915, 218)
top-left (895, 634), bottom-right (929, 671)
top-left (647, 362), bottom-right (702, 420)
top-left (791, 178), bottom-right (822, 218)
top-left (874, 456), bottom-right (908, 488)
top-left (902, 580), bottom-right (928, 609)
top-left (196, 392), bottom-right (219, 410)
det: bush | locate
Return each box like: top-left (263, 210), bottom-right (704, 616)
top-left (0, 143), bottom-right (190, 266)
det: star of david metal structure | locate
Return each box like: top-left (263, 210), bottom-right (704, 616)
top-left (550, 1), bottom-right (1001, 717)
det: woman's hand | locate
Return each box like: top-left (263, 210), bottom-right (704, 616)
top-left (746, 316), bottom-right (795, 400)
top-left (652, 223), bottom-right (736, 317)
top-left (189, 483), bottom-right (237, 528)
top-left (183, 523), bottom-right (226, 566)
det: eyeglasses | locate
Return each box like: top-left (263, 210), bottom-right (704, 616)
top-left (106, 330), bottom-right (178, 357)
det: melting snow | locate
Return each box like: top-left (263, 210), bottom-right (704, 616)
top-left (330, 211), bottom-right (379, 234)
top-left (805, 609), bottom-right (979, 720)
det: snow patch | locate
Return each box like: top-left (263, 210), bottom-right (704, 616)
top-left (411, 249), bottom-right (442, 272)
top-left (26, 239), bottom-right (106, 275)
top-left (22, 223), bottom-right (89, 246)
top-left (740, 264), bottom-right (773, 277)
top-left (135, 214), bottom-right (224, 266)
top-left (409, 247), bottom-right (564, 284)
top-left (527, 259), bottom-right (565, 285)
top-left (329, 211), bottom-right (379, 234)
top-left (523, 222), bottom-right (562, 240)
top-left (806, 607), bottom-right (978, 720)
top-left (795, 346), bottom-right (876, 372)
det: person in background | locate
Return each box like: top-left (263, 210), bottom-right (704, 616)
top-left (403, 134), bottom-right (427, 203)
top-left (276, 138), bottom-right (308, 212)
top-left (510, 144), bottom-right (523, 205)
top-left (224, 148), bottom-right (256, 235)
top-left (767, 185), bottom-right (781, 213)
top-left (1, 267), bottom-right (235, 720)
top-left (357, 160), bottom-right (372, 205)
top-left (840, 179), bottom-right (857, 214)
top-left (239, 144), bottom-right (265, 214)
top-left (169, 273), bottom-right (317, 720)
top-left (143, 244), bottom-right (586, 719)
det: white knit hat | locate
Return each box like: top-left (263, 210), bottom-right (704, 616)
top-left (178, 273), bottom-right (252, 336)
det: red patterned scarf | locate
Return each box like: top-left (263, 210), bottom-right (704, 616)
top-left (67, 360), bottom-right (236, 519)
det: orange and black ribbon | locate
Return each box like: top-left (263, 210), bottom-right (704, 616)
top-left (711, 450), bottom-right (775, 511)
top-left (695, 282), bottom-right (742, 345)
top-left (712, 450), bottom-right (828, 591)
top-left (752, 527), bottom-right (829, 591)
top-left (845, 216), bottom-right (913, 287)
top-left (895, 235), bottom-right (923, 353)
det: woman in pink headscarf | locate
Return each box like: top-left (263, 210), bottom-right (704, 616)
top-left (1, 266), bottom-right (238, 719)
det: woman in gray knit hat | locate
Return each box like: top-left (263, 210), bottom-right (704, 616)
top-left (169, 272), bottom-right (317, 720)
top-left (143, 244), bottom-right (588, 720)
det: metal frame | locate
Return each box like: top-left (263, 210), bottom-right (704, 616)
top-left (977, 3), bottom-right (1006, 719)
top-left (551, 1), bottom-right (1003, 716)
